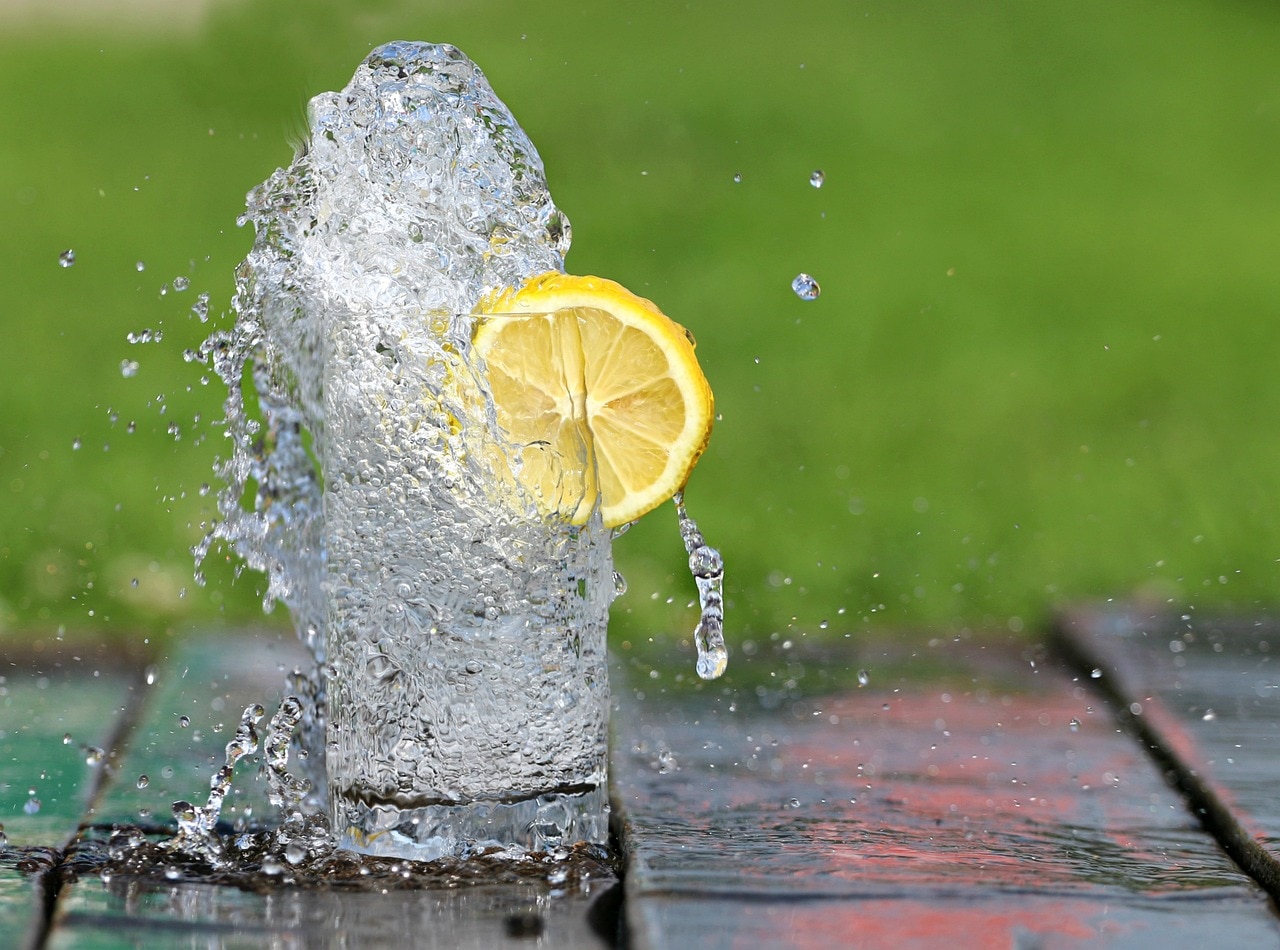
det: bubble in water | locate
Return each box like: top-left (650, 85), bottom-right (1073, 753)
top-left (809, 169), bottom-right (825, 188)
top-left (1090, 668), bottom-right (1102, 679)
top-left (71, 438), bottom-right (82, 451)
top-left (284, 840), bottom-right (307, 865)
top-left (24, 795), bottom-right (40, 815)
top-left (732, 173), bottom-right (743, 183)
top-left (136, 774), bottom-right (150, 789)
top-left (120, 359), bottom-right (140, 378)
top-left (84, 746), bottom-right (105, 766)
top-left (178, 715), bottom-right (191, 728)
top-left (136, 261), bottom-right (146, 272)
top-left (173, 276), bottom-right (191, 292)
top-left (58, 249), bottom-right (76, 268)
top-left (0, 826), bottom-right (7, 848)
top-left (791, 273), bottom-right (820, 301)
top-left (1069, 718), bottom-right (1081, 732)
top-left (857, 669), bottom-right (869, 687)
top-left (63, 733), bottom-right (73, 745)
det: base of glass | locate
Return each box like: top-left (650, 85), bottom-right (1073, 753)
top-left (332, 783), bottom-right (610, 862)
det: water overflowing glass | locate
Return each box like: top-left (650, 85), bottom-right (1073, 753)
top-left (195, 41), bottom-right (608, 862)
top-left (189, 39), bottom-right (726, 865)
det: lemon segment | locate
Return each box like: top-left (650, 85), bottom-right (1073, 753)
top-left (474, 273), bottom-right (714, 528)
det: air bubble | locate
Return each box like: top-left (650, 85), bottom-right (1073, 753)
top-left (120, 360), bottom-right (140, 378)
top-left (809, 169), bottom-right (825, 188)
top-left (58, 249), bottom-right (76, 268)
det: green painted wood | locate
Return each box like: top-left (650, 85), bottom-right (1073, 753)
top-left (85, 629), bottom-right (312, 831)
top-left (50, 879), bottom-right (615, 949)
top-left (0, 640), bottom-right (146, 950)
top-left (45, 630), bottom-right (617, 948)
top-left (612, 639), bottom-right (1280, 948)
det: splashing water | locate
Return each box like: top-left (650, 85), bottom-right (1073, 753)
top-left (165, 39), bottom-right (724, 872)
top-left (675, 491), bottom-right (728, 680)
top-left (168, 703), bottom-right (265, 866)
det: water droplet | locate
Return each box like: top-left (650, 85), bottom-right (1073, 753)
top-left (120, 359), bottom-right (140, 378)
top-left (71, 437), bottom-right (82, 451)
top-left (809, 169), bottom-right (825, 188)
top-left (1090, 668), bottom-right (1102, 679)
top-left (58, 249), bottom-right (76, 267)
top-left (284, 841), bottom-right (307, 865)
top-left (191, 292), bottom-right (210, 323)
top-left (732, 173), bottom-right (743, 184)
top-left (1203, 709), bottom-right (1217, 721)
top-left (24, 796), bottom-right (40, 815)
top-left (261, 855), bottom-right (283, 875)
top-left (857, 669), bottom-right (869, 687)
top-left (63, 733), bottom-right (73, 745)
top-left (136, 774), bottom-right (150, 789)
top-left (179, 715), bottom-right (191, 728)
top-left (0, 826), bottom-right (7, 848)
top-left (674, 493), bottom-right (727, 680)
top-left (173, 276), bottom-right (191, 292)
top-left (791, 273), bottom-right (820, 301)
top-left (1069, 718), bottom-right (1081, 732)
top-left (613, 571), bottom-right (628, 596)
top-left (84, 746), bottom-right (105, 766)
top-left (163, 865), bottom-right (181, 880)
top-left (135, 261), bottom-right (146, 272)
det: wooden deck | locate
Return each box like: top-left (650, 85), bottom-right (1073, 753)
top-left (3, 608), bottom-right (1280, 947)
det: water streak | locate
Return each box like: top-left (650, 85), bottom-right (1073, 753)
top-left (167, 703), bottom-right (264, 866)
top-left (675, 491), bottom-right (728, 680)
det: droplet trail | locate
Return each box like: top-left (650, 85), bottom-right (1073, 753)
top-left (674, 491), bottom-right (727, 680)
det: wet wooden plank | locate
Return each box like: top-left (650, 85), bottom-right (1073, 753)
top-left (44, 629), bottom-right (617, 948)
top-left (1, 643), bottom-right (146, 847)
top-left (84, 628), bottom-right (313, 830)
top-left (49, 878), bottom-right (616, 949)
top-left (1, 641), bottom-right (145, 949)
top-left (1052, 605), bottom-right (1280, 898)
top-left (612, 639), bottom-right (1280, 948)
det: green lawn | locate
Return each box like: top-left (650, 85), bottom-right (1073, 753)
top-left (2, 0), bottom-right (1279, 648)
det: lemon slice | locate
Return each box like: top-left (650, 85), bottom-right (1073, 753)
top-left (474, 272), bottom-right (714, 528)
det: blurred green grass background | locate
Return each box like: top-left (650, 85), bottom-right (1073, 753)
top-left (2, 0), bottom-right (1278, 648)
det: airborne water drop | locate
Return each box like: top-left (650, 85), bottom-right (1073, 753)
top-left (791, 273), bottom-right (820, 301)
